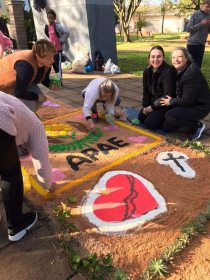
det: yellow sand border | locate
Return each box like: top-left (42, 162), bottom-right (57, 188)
top-left (24, 110), bottom-right (163, 199)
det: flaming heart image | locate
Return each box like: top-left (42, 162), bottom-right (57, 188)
top-left (82, 171), bottom-right (167, 234)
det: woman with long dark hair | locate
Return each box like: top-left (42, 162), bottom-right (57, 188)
top-left (135, 45), bottom-right (176, 130)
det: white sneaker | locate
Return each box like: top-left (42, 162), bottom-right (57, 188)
top-left (8, 211), bottom-right (37, 242)
top-left (189, 121), bottom-right (206, 141)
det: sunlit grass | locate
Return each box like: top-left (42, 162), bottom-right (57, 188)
top-left (117, 34), bottom-right (210, 86)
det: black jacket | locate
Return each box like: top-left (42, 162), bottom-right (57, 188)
top-left (142, 61), bottom-right (176, 109)
top-left (170, 62), bottom-right (210, 111)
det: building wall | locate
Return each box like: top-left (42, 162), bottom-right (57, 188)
top-left (31, 0), bottom-right (117, 63)
top-left (145, 15), bottom-right (185, 33)
top-left (1, 0), bottom-right (28, 49)
top-left (0, 0), bottom-right (7, 13)
top-left (122, 14), bottom-right (186, 34)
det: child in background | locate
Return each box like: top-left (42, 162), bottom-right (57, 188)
top-left (0, 31), bottom-right (13, 58)
top-left (45, 9), bottom-right (70, 86)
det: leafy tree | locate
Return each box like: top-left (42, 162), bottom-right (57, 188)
top-left (135, 4), bottom-right (151, 37)
top-left (160, 0), bottom-right (174, 34)
top-left (136, 19), bottom-right (148, 37)
top-left (175, 0), bottom-right (202, 16)
top-left (113, 0), bottom-right (143, 42)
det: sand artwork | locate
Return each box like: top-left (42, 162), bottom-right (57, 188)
top-left (82, 170), bottom-right (167, 234)
top-left (19, 99), bottom-right (210, 278)
top-left (156, 151), bottom-right (196, 178)
top-left (21, 108), bottom-right (162, 199)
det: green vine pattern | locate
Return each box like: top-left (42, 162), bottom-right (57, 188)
top-left (49, 128), bottom-right (103, 152)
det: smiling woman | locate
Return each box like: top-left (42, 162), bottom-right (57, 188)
top-left (160, 46), bottom-right (210, 141)
top-left (133, 45), bottom-right (176, 130)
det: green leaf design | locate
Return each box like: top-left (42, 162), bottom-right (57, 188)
top-left (49, 128), bottom-right (103, 152)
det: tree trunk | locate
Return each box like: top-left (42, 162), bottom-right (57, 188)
top-left (140, 29), bottom-right (143, 37)
top-left (122, 25), bottom-right (131, 42)
top-left (161, 14), bottom-right (165, 34)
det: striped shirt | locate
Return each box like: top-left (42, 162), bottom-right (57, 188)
top-left (0, 92), bottom-right (52, 189)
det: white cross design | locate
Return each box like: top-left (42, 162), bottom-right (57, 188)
top-left (156, 151), bottom-right (196, 179)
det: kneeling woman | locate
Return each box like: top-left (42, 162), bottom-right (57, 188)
top-left (160, 47), bottom-right (210, 140)
top-left (136, 45), bottom-right (176, 129)
top-left (82, 78), bottom-right (121, 132)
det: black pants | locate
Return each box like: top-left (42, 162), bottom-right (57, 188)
top-left (53, 50), bottom-right (62, 78)
top-left (163, 107), bottom-right (209, 132)
top-left (0, 129), bottom-right (23, 229)
top-left (138, 108), bottom-right (169, 130)
top-left (187, 44), bottom-right (205, 68)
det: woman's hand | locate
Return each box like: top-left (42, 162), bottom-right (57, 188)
top-left (88, 119), bottom-right (98, 133)
top-left (50, 84), bottom-right (61, 91)
top-left (143, 106), bottom-right (153, 115)
top-left (160, 95), bottom-right (172, 106)
top-left (47, 182), bottom-right (57, 192)
top-left (38, 94), bottom-right (47, 102)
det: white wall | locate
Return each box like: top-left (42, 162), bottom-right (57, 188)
top-left (144, 15), bottom-right (185, 33)
top-left (0, 0), bottom-right (7, 14)
top-left (31, 0), bottom-right (117, 63)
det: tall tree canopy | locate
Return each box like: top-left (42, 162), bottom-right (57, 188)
top-left (175, 0), bottom-right (202, 16)
top-left (113, 0), bottom-right (143, 42)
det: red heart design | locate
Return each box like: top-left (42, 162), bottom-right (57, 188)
top-left (93, 174), bottom-right (158, 222)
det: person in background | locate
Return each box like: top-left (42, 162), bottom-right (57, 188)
top-left (0, 91), bottom-right (55, 242)
top-left (133, 45), bottom-right (176, 130)
top-left (186, 0), bottom-right (210, 68)
top-left (45, 9), bottom-right (70, 86)
top-left (0, 30), bottom-right (13, 58)
top-left (82, 78), bottom-right (122, 132)
top-left (0, 39), bottom-right (58, 113)
top-left (160, 47), bottom-right (210, 141)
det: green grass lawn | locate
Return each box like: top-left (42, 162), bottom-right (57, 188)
top-left (117, 34), bottom-right (210, 86)
top-left (116, 32), bottom-right (187, 43)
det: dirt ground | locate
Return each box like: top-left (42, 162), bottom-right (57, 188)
top-left (167, 223), bottom-right (210, 280)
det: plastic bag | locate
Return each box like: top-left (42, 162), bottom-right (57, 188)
top-left (110, 63), bottom-right (121, 74)
top-left (50, 74), bottom-right (62, 89)
top-left (61, 61), bottom-right (72, 70)
top-left (104, 59), bottom-right (120, 74)
top-left (104, 58), bottom-right (112, 74)
top-left (71, 42), bottom-right (89, 73)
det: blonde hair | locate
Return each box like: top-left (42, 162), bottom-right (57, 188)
top-left (99, 79), bottom-right (116, 101)
top-left (172, 46), bottom-right (192, 62)
top-left (32, 39), bottom-right (56, 58)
